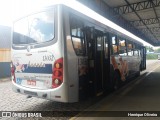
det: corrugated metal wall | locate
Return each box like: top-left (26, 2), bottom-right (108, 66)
top-left (0, 26), bottom-right (11, 78)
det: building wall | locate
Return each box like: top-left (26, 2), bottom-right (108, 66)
top-left (0, 49), bottom-right (11, 78)
top-left (0, 26), bottom-right (11, 78)
top-left (0, 49), bottom-right (11, 62)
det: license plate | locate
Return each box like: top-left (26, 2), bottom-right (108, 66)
top-left (16, 78), bottom-right (22, 85)
top-left (27, 80), bottom-right (36, 86)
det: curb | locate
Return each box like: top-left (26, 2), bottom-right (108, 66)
top-left (0, 77), bottom-right (11, 83)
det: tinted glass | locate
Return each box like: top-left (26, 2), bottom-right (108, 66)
top-left (70, 15), bottom-right (85, 56)
top-left (13, 10), bottom-right (54, 45)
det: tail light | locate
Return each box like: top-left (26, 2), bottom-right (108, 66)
top-left (11, 61), bottom-right (16, 82)
top-left (52, 58), bottom-right (63, 88)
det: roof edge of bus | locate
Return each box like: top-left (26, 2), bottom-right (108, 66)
top-left (12, 0), bottom-right (149, 46)
top-left (62, 1), bottom-right (148, 46)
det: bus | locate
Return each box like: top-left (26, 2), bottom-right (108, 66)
top-left (11, 0), bottom-right (146, 102)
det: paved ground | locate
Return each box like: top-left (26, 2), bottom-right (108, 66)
top-left (0, 76), bottom-right (104, 119)
top-left (0, 60), bottom-right (160, 120)
top-left (72, 60), bottom-right (160, 120)
top-left (0, 79), bottom-right (98, 119)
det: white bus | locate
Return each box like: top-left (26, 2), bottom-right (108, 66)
top-left (11, 1), bottom-right (146, 102)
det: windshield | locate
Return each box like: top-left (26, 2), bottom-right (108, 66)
top-left (13, 9), bottom-right (54, 45)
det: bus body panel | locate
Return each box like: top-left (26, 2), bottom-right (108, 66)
top-left (66, 36), bottom-right (79, 102)
top-left (12, 44), bottom-right (58, 89)
top-left (12, 40), bottom-right (69, 102)
top-left (12, 5), bottom-right (69, 102)
top-left (110, 55), bottom-right (141, 80)
top-left (63, 7), bottom-right (79, 102)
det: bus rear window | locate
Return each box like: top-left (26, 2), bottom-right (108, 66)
top-left (13, 10), bottom-right (54, 45)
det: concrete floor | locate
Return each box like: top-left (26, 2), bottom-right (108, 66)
top-left (1, 60), bottom-right (160, 119)
top-left (71, 60), bottom-right (160, 120)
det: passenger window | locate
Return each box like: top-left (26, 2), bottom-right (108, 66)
top-left (104, 36), bottom-right (108, 58)
top-left (127, 41), bottom-right (133, 56)
top-left (112, 36), bottom-right (118, 54)
top-left (70, 15), bottom-right (85, 56)
top-left (119, 38), bottom-right (127, 56)
top-left (97, 37), bottom-right (102, 51)
top-left (139, 50), bottom-right (141, 56)
top-left (128, 50), bottom-right (133, 56)
top-left (113, 45), bottom-right (118, 54)
top-left (134, 50), bottom-right (139, 56)
top-left (13, 10), bottom-right (55, 45)
top-left (112, 36), bottom-right (116, 44)
top-left (135, 44), bottom-right (141, 57)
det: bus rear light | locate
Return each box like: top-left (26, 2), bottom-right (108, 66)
top-left (52, 79), bottom-right (61, 88)
top-left (54, 79), bottom-right (61, 85)
top-left (54, 70), bottom-right (62, 77)
top-left (55, 63), bottom-right (62, 69)
top-left (11, 62), bottom-right (15, 75)
top-left (11, 61), bottom-right (16, 83)
top-left (52, 58), bottom-right (63, 88)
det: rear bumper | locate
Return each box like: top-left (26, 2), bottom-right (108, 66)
top-left (12, 81), bottom-right (68, 102)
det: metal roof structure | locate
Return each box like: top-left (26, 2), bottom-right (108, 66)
top-left (79, 0), bottom-right (160, 46)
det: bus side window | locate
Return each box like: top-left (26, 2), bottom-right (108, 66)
top-left (135, 44), bottom-right (141, 56)
top-left (134, 50), bottom-right (139, 56)
top-left (139, 50), bottom-right (141, 56)
top-left (104, 35), bottom-right (108, 58)
top-left (128, 50), bottom-right (133, 56)
top-left (119, 38), bottom-right (127, 56)
top-left (70, 15), bottom-right (85, 56)
top-left (127, 41), bottom-right (133, 56)
top-left (111, 36), bottom-right (118, 54)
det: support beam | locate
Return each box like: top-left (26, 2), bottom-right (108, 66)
top-left (112, 0), bottom-right (160, 15)
top-left (130, 18), bottom-right (160, 26)
top-left (149, 0), bottom-right (160, 27)
top-left (78, 0), bottom-right (154, 45)
top-left (140, 27), bottom-right (160, 33)
top-left (123, 0), bottom-right (158, 41)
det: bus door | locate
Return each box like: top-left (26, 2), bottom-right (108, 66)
top-left (84, 26), bottom-right (95, 96)
top-left (140, 46), bottom-right (146, 71)
top-left (95, 29), bottom-right (105, 96)
top-left (84, 27), bottom-right (106, 96)
top-left (103, 33), bottom-right (110, 90)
